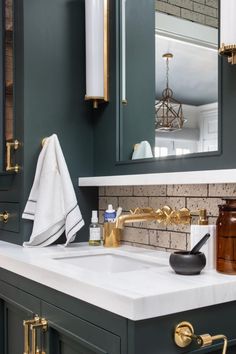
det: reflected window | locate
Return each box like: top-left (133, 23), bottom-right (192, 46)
top-left (176, 148), bottom-right (190, 156)
top-left (155, 147), bottom-right (168, 158)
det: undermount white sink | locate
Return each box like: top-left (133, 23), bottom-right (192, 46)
top-left (52, 253), bottom-right (166, 273)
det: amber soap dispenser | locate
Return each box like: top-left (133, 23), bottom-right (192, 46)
top-left (216, 198), bottom-right (236, 274)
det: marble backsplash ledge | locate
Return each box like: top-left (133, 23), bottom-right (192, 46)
top-left (98, 183), bottom-right (235, 252)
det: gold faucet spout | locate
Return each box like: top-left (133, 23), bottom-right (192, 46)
top-left (115, 206), bottom-right (191, 229)
top-left (115, 212), bottom-right (156, 229)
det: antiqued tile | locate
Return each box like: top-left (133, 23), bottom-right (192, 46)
top-left (193, 2), bottom-right (217, 17)
top-left (208, 183), bottom-right (236, 197)
top-left (167, 184), bottom-right (207, 197)
top-left (99, 187), bottom-right (105, 196)
top-left (149, 197), bottom-right (186, 210)
top-left (99, 197), bottom-right (119, 211)
top-left (169, 0), bottom-right (193, 10)
top-left (145, 220), bottom-right (167, 231)
top-left (205, 0), bottom-right (218, 8)
top-left (132, 243), bottom-right (163, 251)
top-left (156, 1), bottom-right (181, 16)
top-left (170, 232), bottom-right (187, 250)
top-left (121, 241), bottom-right (133, 247)
top-left (205, 15), bottom-right (218, 28)
top-left (149, 230), bottom-right (171, 248)
top-left (186, 198), bottom-right (222, 217)
top-left (98, 210), bottom-right (104, 224)
top-left (166, 223), bottom-right (191, 233)
top-left (208, 216), bottom-right (217, 225)
top-left (181, 8), bottom-right (205, 24)
top-left (133, 185), bottom-right (166, 196)
top-left (186, 233), bottom-right (191, 251)
top-left (105, 186), bottom-right (133, 196)
top-left (119, 197), bottom-right (149, 212)
top-left (121, 227), bottom-right (149, 244)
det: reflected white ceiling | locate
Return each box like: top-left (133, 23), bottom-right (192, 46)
top-left (155, 13), bottom-right (218, 106)
top-left (155, 35), bottom-right (218, 105)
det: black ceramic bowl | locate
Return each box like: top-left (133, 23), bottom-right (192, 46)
top-left (169, 251), bottom-right (206, 275)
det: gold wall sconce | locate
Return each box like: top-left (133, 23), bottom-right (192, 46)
top-left (219, 0), bottom-right (236, 64)
top-left (85, 0), bottom-right (109, 109)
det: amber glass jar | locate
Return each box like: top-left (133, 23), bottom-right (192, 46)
top-left (216, 198), bottom-right (236, 274)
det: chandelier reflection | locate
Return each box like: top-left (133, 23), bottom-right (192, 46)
top-left (155, 53), bottom-right (186, 132)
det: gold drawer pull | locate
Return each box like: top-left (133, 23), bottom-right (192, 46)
top-left (174, 321), bottom-right (228, 354)
top-left (6, 139), bottom-right (20, 173)
top-left (0, 211), bottom-right (9, 223)
top-left (23, 316), bottom-right (48, 354)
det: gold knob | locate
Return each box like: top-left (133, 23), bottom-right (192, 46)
top-left (0, 211), bottom-right (9, 223)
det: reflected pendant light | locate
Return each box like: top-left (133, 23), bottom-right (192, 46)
top-left (85, 0), bottom-right (109, 109)
top-left (219, 0), bottom-right (236, 64)
top-left (155, 53), bottom-right (185, 132)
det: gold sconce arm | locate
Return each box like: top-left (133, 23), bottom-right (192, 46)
top-left (23, 316), bottom-right (48, 354)
top-left (174, 321), bottom-right (228, 354)
top-left (6, 139), bottom-right (20, 173)
top-left (0, 211), bottom-right (9, 223)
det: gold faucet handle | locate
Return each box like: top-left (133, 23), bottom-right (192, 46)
top-left (130, 207), bottom-right (154, 214)
top-left (178, 208), bottom-right (191, 224)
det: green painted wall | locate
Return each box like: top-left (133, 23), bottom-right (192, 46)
top-left (0, 0), bottom-right (97, 244)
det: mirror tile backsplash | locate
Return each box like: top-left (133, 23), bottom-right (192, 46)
top-left (156, 0), bottom-right (218, 28)
top-left (99, 184), bottom-right (236, 252)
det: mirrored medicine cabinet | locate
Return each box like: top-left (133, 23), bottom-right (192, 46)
top-left (118, 0), bottom-right (219, 164)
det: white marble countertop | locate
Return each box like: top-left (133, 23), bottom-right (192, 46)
top-left (0, 241), bottom-right (235, 321)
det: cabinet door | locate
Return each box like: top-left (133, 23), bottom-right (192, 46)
top-left (42, 301), bottom-right (121, 354)
top-left (0, 279), bottom-right (41, 354)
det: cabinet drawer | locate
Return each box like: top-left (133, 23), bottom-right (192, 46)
top-left (0, 202), bottom-right (20, 232)
top-left (42, 301), bottom-right (121, 354)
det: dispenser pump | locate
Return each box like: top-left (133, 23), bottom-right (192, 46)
top-left (91, 210), bottom-right (98, 224)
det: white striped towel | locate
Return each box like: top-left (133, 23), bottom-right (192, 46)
top-left (22, 134), bottom-right (84, 247)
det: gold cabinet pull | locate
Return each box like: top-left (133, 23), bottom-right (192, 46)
top-left (0, 211), bottom-right (9, 223)
top-left (6, 139), bottom-right (20, 173)
top-left (23, 317), bottom-right (39, 354)
top-left (174, 321), bottom-right (228, 354)
top-left (23, 316), bottom-right (48, 354)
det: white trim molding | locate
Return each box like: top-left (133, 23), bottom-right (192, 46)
top-left (78, 169), bottom-right (236, 187)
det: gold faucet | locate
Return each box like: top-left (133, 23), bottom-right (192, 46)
top-left (103, 206), bottom-right (192, 248)
top-left (115, 206), bottom-right (191, 229)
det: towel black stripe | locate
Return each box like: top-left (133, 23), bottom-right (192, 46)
top-left (23, 211), bottom-right (35, 216)
top-left (66, 204), bottom-right (78, 218)
top-left (28, 199), bottom-right (37, 203)
top-left (29, 224), bottom-right (65, 246)
top-left (66, 217), bottom-right (83, 238)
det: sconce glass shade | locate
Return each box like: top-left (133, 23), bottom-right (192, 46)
top-left (219, 0), bottom-right (236, 64)
top-left (85, 0), bottom-right (109, 108)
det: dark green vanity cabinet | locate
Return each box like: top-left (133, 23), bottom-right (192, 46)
top-left (0, 0), bottom-right (97, 245)
top-left (1, 268), bottom-right (236, 354)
